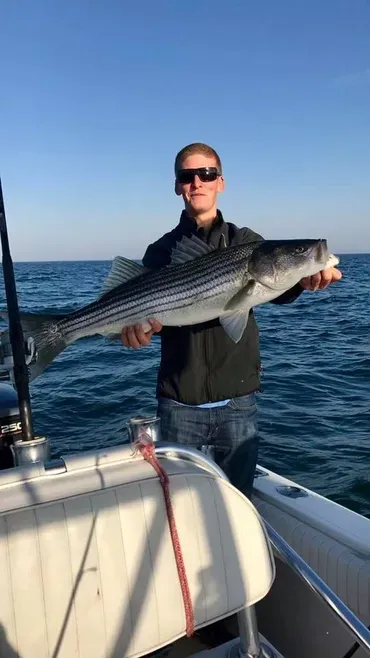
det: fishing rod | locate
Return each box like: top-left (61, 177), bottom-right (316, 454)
top-left (0, 177), bottom-right (34, 441)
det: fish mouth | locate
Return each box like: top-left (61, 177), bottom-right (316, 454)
top-left (325, 253), bottom-right (340, 267)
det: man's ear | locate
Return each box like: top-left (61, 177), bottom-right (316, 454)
top-left (217, 176), bottom-right (225, 194)
top-left (174, 180), bottom-right (182, 196)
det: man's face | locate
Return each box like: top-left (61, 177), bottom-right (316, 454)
top-left (175, 153), bottom-right (225, 217)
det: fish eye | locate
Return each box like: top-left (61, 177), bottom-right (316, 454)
top-left (295, 246), bottom-right (306, 253)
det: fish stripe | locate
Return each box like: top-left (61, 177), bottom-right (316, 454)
top-left (60, 272), bottom-right (239, 334)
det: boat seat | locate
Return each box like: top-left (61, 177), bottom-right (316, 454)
top-left (0, 443), bottom-right (275, 658)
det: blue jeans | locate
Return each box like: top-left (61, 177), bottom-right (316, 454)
top-left (157, 393), bottom-right (259, 497)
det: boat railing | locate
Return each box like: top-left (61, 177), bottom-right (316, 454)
top-left (154, 443), bottom-right (370, 656)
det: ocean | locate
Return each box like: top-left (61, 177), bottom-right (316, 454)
top-left (0, 254), bottom-right (369, 517)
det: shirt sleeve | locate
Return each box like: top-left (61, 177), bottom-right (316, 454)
top-left (234, 226), bottom-right (264, 243)
top-left (142, 231), bottom-right (175, 269)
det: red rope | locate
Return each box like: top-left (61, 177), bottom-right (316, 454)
top-left (137, 436), bottom-right (194, 637)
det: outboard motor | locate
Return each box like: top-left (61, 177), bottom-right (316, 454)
top-left (0, 330), bottom-right (20, 467)
top-left (0, 383), bottom-right (20, 469)
top-left (0, 329), bottom-right (41, 469)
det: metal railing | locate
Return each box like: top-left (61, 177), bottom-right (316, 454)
top-left (265, 521), bottom-right (370, 653)
top-left (155, 443), bottom-right (370, 655)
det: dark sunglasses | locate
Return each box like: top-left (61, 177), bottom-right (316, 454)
top-left (176, 167), bottom-right (221, 185)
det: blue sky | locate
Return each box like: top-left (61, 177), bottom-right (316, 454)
top-left (1, 0), bottom-right (369, 261)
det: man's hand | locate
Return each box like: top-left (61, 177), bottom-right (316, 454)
top-left (120, 319), bottom-right (163, 349)
top-left (299, 266), bottom-right (342, 292)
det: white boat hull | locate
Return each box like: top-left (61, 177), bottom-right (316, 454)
top-left (252, 466), bottom-right (370, 657)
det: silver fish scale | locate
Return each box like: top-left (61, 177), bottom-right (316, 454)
top-left (58, 242), bottom-right (257, 337)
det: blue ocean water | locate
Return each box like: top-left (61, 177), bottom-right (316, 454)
top-left (0, 254), bottom-right (369, 517)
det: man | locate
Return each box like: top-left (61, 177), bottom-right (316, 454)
top-left (121, 143), bottom-right (342, 496)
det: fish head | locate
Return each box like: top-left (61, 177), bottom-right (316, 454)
top-left (248, 239), bottom-right (340, 290)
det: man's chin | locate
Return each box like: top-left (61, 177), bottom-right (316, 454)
top-left (187, 199), bottom-right (210, 213)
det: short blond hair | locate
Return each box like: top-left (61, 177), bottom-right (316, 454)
top-left (174, 142), bottom-right (222, 174)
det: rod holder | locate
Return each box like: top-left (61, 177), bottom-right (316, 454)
top-left (127, 415), bottom-right (161, 445)
top-left (11, 435), bottom-right (50, 466)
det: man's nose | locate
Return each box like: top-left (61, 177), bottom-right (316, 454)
top-left (191, 175), bottom-right (202, 188)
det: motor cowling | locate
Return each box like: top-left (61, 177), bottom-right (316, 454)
top-left (0, 383), bottom-right (21, 469)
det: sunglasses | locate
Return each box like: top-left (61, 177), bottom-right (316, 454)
top-left (176, 167), bottom-right (221, 185)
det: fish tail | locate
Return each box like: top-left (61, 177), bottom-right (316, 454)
top-left (1, 311), bottom-right (68, 381)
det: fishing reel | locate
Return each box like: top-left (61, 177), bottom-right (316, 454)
top-left (0, 329), bottom-right (37, 385)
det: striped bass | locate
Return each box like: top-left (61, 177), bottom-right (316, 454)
top-left (3, 234), bottom-right (339, 381)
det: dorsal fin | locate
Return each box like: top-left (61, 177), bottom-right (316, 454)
top-left (169, 234), bottom-right (215, 266)
top-left (99, 256), bottom-right (147, 297)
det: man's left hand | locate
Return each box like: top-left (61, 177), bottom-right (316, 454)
top-left (299, 267), bottom-right (342, 291)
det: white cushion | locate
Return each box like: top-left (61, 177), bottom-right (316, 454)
top-left (0, 444), bottom-right (275, 658)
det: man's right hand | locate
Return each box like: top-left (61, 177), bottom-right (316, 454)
top-left (120, 319), bottom-right (163, 349)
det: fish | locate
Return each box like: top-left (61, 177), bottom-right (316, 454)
top-left (1, 234), bottom-right (339, 381)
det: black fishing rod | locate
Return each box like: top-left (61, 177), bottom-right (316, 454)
top-left (0, 177), bottom-right (34, 441)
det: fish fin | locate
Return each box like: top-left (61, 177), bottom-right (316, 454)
top-left (99, 256), bottom-right (147, 297)
top-left (219, 310), bottom-right (251, 343)
top-left (224, 280), bottom-right (256, 312)
top-left (0, 311), bottom-right (68, 381)
top-left (221, 281), bottom-right (255, 341)
top-left (169, 234), bottom-right (215, 266)
top-left (220, 309), bottom-right (249, 343)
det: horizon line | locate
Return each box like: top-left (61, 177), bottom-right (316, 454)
top-left (9, 250), bottom-right (369, 264)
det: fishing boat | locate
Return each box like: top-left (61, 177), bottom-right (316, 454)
top-left (0, 180), bottom-right (370, 658)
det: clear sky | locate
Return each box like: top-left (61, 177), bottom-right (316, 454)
top-left (1, 0), bottom-right (369, 261)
